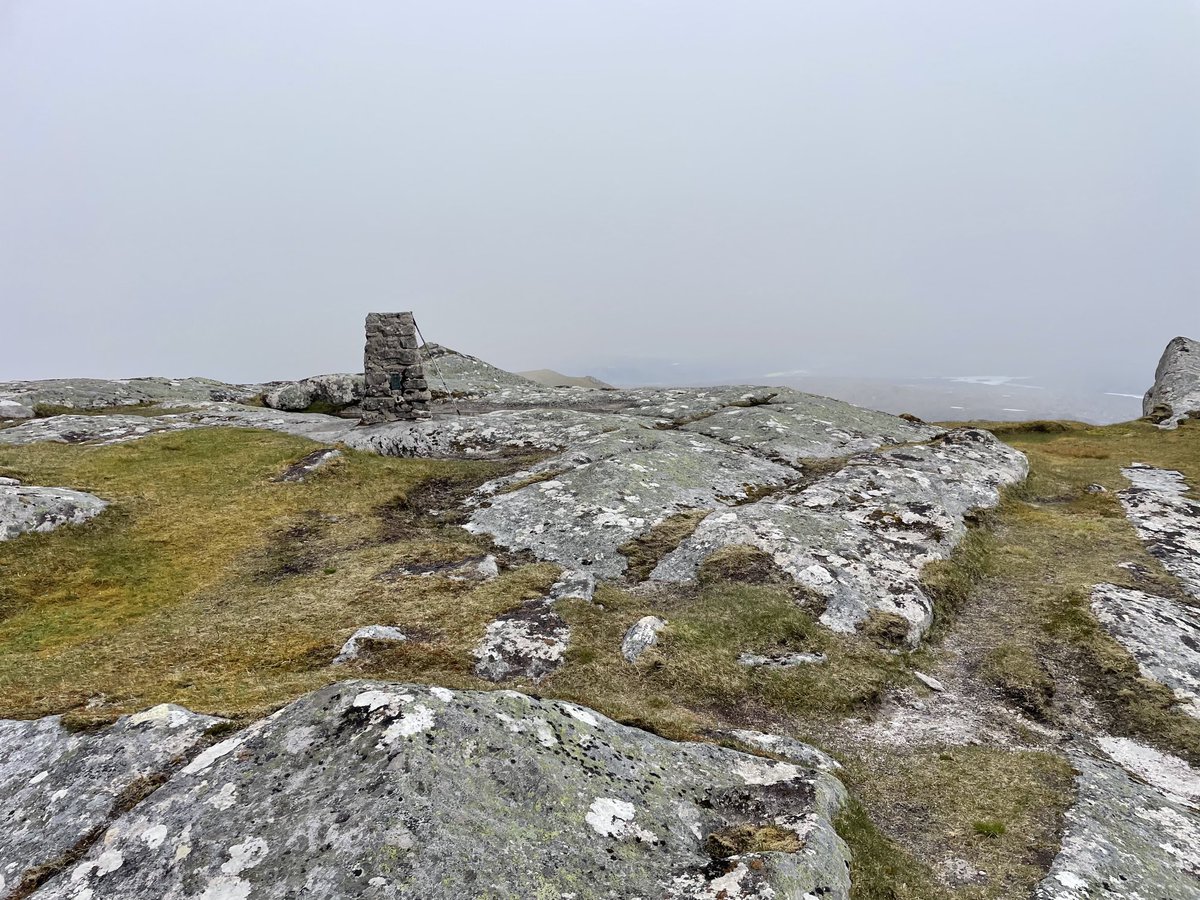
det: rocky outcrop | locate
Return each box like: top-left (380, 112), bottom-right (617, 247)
top-left (0, 405), bottom-right (357, 448)
top-left (263, 374), bottom-right (363, 413)
top-left (1090, 583), bottom-right (1200, 719)
top-left (1036, 737), bottom-right (1200, 899)
top-left (0, 704), bottom-right (223, 899)
top-left (1118, 464), bottom-right (1200, 598)
top-left (652, 429), bottom-right (1028, 642)
top-left (331, 625), bottom-right (408, 665)
top-left (0, 478), bottom-right (108, 541)
top-left (0, 359), bottom-right (1022, 647)
top-left (31, 682), bottom-right (852, 900)
top-left (1143, 336), bottom-right (1200, 428)
top-left (0, 377), bottom-right (264, 420)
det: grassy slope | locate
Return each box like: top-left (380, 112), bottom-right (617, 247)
top-left (1, 418), bottom-right (1197, 899)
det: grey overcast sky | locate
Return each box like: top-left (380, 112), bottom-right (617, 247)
top-left (1, 1), bottom-right (1198, 388)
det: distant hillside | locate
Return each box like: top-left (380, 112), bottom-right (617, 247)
top-left (517, 368), bottom-right (614, 390)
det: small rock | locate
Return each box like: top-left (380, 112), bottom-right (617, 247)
top-left (0, 476), bottom-right (19, 486)
top-left (332, 625), bottom-right (407, 665)
top-left (914, 672), bottom-right (945, 692)
top-left (548, 568), bottom-right (596, 602)
top-left (473, 602), bottom-right (569, 682)
top-left (273, 447), bottom-right (342, 483)
top-left (620, 616), bottom-right (666, 662)
top-left (738, 651), bottom-right (828, 668)
top-left (1085, 483), bottom-right (1108, 494)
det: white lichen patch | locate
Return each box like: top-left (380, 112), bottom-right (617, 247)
top-left (733, 758), bottom-right (803, 786)
top-left (140, 824), bottom-right (169, 850)
top-left (220, 836), bottom-right (268, 876)
top-left (207, 782), bottom-right (239, 811)
top-left (182, 735), bottom-right (246, 776)
top-left (378, 704), bottom-right (436, 747)
top-left (585, 797), bottom-right (657, 842)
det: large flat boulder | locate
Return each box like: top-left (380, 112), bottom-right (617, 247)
top-left (0, 377), bottom-right (265, 420)
top-left (0, 704), bottom-right (223, 899)
top-left (33, 682), bottom-right (851, 900)
top-left (1143, 336), bottom-right (1200, 428)
top-left (0, 479), bottom-right (108, 541)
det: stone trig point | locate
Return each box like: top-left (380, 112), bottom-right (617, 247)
top-left (360, 312), bottom-right (433, 423)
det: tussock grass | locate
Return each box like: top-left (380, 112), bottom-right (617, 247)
top-left (0, 428), bottom-right (539, 723)
top-left (842, 749), bottom-right (1073, 900)
top-left (618, 509), bottom-right (710, 582)
top-left (976, 419), bottom-right (1200, 761)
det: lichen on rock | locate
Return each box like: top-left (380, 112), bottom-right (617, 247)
top-left (0, 704), bottom-right (223, 899)
top-left (0, 480), bottom-right (108, 541)
top-left (29, 682), bottom-right (852, 900)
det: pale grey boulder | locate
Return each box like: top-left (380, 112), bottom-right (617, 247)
top-left (1090, 582), bottom-right (1200, 719)
top-left (472, 600), bottom-right (571, 683)
top-left (471, 569), bottom-right (589, 682)
top-left (652, 429), bottom-right (1028, 643)
top-left (1036, 739), bottom-right (1200, 899)
top-left (0, 481), bottom-right (108, 541)
top-left (33, 682), bottom-right (851, 900)
top-left (331, 625), bottom-right (408, 665)
top-left (1143, 336), bottom-right (1200, 428)
top-left (1118, 464), bottom-right (1200, 599)
top-left (263, 374), bottom-right (364, 412)
top-left (621, 615), bottom-right (667, 662)
top-left (0, 704), bottom-right (223, 900)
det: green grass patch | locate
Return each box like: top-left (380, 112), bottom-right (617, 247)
top-left (842, 748), bottom-right (1073, 900)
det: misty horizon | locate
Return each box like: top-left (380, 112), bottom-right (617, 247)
top-left (3, 1), bottom-right (1198, 406)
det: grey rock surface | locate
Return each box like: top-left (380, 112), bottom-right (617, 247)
top-left (33, 682), bottom-right (852, 900)
top-left (263, 374), bottom-right (363, 412)
top-left (726, 730), bottom-right (843, 774)
top-left (0, 704), bottom-right (223, 900)
top-left (0, 481), bottom-right (108, 541)
top-left (621, 615), bottom-right (667, 662)
top-left (1143, 335), bottom-right (1200, 428)
top-left (0, 404), bottom-right (357, 448)
top-left (332, 626), bottom-right (408, 666)
top-left (1119, 464), bottom-right (1200, 598)
top-left (652, 429), bottom-right (1028, 642)
top-left (0, 377), bottom-right (264, 420)
top-left (466, 424), bottom-right (799, 578)
top-left (1035, 738), bottom-right (1200, 899)
top-left (1091, 582), bottom-right (1200, 719)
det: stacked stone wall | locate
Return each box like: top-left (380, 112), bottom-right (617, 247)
top-left (361, 312), bottom-right (432, 423)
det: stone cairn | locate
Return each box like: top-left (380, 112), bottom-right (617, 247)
top-left (360, 312), bottom-right (433, 423)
